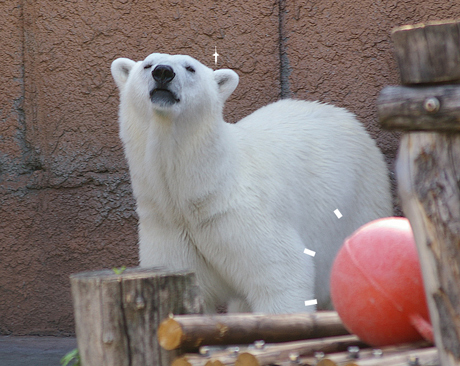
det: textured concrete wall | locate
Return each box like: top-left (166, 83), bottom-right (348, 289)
top-left (282, 0), bottom-right (460, 210)
top-left (1, 0), bottom-right (459, 335)
top-left (1, 1), bottom-right (140, 335)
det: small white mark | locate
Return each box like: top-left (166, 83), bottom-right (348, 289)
top-left (303, 248), bottom-right (316, 257)
top-left (213, 46), bottom-right (219, 65)
top-left (334, 209), bottom-right (343, 219)
top-left (305, 299), bottom-right (318, 307)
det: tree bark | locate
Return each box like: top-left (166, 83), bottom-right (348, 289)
top-left (397, 133), bottom-right (460, 365)
top-left (378, 19), bottom-right (460, 366)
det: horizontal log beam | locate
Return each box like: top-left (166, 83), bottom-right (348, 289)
top-left (377, 85), bottom-right (460, 131)
top-left (158, 311), bottom-right (349, 351)
top-left (277, 342), bottom-right (434, 366)
top-left (340, 347), bottom-right (437, 366)
top-left (235, 335), bottom-right (367, 366)
top-left (172, 335), bottom-right (365, 366)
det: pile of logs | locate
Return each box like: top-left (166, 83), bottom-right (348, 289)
top-left (70, 267), bottom-right (438, 366)
top-left (158, 312), bottom-right (438, 366)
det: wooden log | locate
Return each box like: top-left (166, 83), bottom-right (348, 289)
top-left (158, 311), bottom-right (350, 351)
top-left (171, 335), bottom-right (365, 366)
top-left (234, 335), bottom-right (367, 366)
top-left (396, 133), bottom-right (460, 365)
top-left (172, 346), bottom-right (245, 366)
top-left (340, 347), bottom-right (438, 366)
top-left (70, 267), bottom-right (204, 366)
top-left (380, 18), bottom-right (460, 366)
top-left (277, 342), bottom-right (434, 366)
top-left (377, 85), bottom-right (460, 131)
top-left (391, 20), bottom-right (460, 85)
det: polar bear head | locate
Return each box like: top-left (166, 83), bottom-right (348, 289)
top-left (111, 53), bottom-right (239, 122)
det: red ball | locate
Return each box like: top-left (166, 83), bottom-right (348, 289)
top-left (330, 217), bottom-right (433, 346)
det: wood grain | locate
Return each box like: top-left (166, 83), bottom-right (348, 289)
top-left (70, 267), bottom-right (203, 366)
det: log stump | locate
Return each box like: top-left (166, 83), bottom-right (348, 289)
top-left (70, 267), bottom-right (204, 366)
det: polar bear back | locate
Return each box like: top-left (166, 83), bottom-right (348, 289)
top-left (232, 99), bottom-right (391, 307)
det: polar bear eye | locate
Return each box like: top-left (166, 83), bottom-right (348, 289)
top-left (185, 65), bottom-right (195, 73)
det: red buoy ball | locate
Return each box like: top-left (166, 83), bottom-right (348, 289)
top-left (330, 217), bottom-right (433, 346)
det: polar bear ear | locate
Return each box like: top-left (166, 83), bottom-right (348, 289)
top-left (111, 58), bottom-right (136, 89)
top-left (214, 69), bottom-right (239, 102)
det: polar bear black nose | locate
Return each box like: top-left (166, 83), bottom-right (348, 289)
top-left (152, 65), bottom-right (175, 84)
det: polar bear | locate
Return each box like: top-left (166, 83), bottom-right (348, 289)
top-left (111, 53), bottom-right (392, 314)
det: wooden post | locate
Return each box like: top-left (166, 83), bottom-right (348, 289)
top-left (70, 267), bottom-right (204, 366)
top-left (377, 19), bottom-right (460, 366)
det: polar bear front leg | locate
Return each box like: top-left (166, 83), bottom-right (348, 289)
top-left (247, 252), bottom-right (315, 314)
top-left (223, 226), bottom-right (315, 314)
top-left (138, 222), bottom-right (222, 312)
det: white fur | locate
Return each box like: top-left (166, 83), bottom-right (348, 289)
top-left (111, 53), bottom-right (392, 313)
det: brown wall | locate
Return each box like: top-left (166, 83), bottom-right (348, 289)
top-left (1, 0), bottom-right (459, 335)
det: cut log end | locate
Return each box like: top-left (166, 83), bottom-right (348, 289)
top-left (235, 353), bottom-right (259, 366)
top-left (205, 360), bottom-right (226, 366)
top-left (317, 360), bottom-right (338, 366)
top-left (172, 356), bottom-right (193, 366)
top-left (158, 317), bottom-right (185, 350)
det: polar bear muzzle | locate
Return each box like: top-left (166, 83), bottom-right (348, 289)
top-left (149, 65), bottom-right (180, 105)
